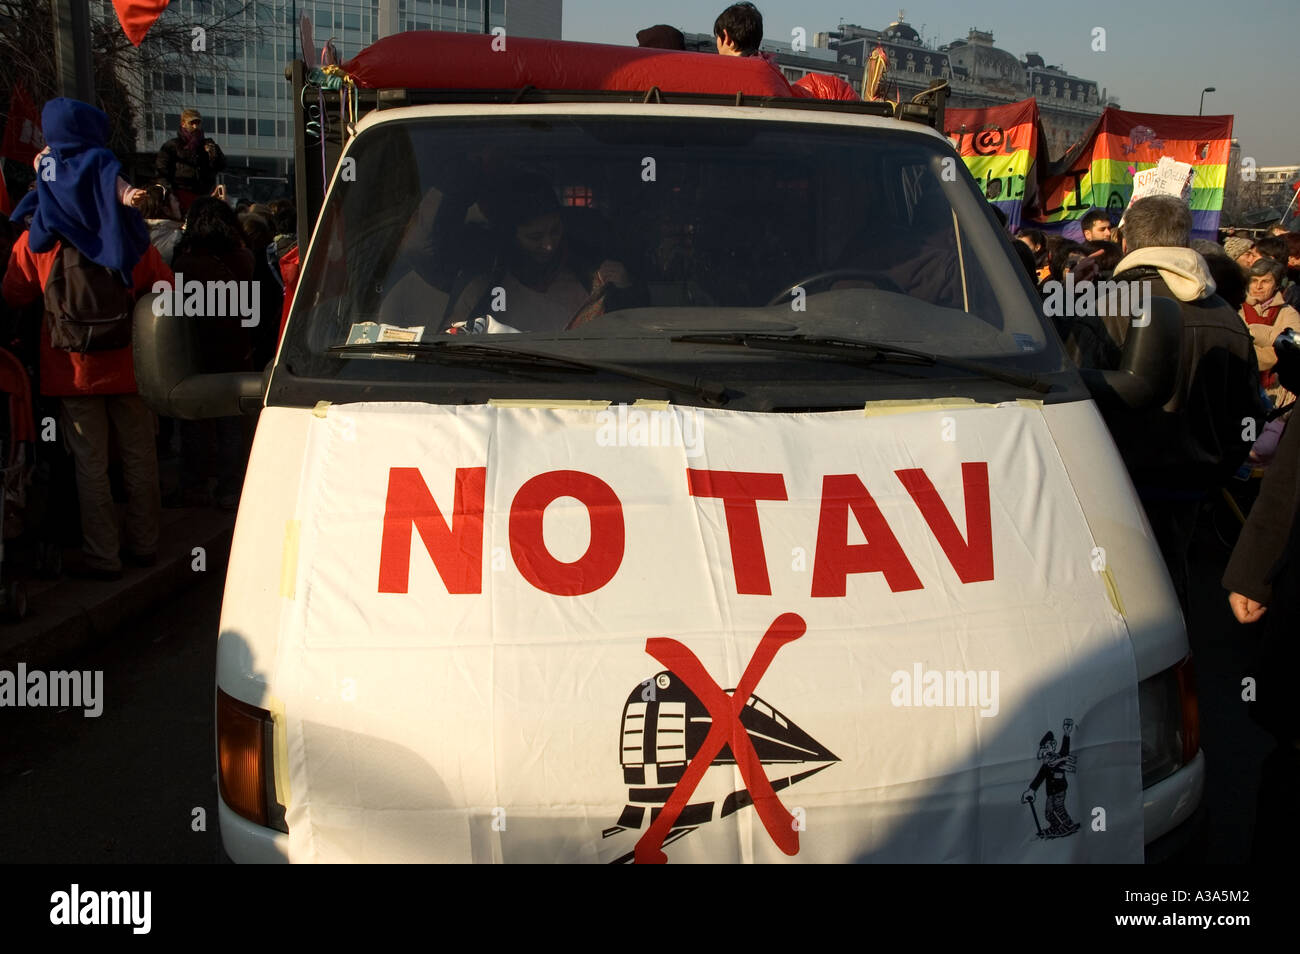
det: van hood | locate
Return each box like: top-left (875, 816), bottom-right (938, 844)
top-left (269, 400), bottom-right (1144, 863)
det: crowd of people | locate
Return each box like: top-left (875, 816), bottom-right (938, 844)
top-left (0, 98), bottom-right (297, 581)
top-left (0, 2), bottom-right (1296, 858)
top-left (1006, 197), bottom-right (1300, 854)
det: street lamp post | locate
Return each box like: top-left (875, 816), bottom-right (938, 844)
top-left (1199, 86), bottom-right (1216, 116)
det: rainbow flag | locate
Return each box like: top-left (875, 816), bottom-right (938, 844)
top-left (1032, 108), bottom-right (1233, 241)
top-left (945, 99), bottom-right (1042, 231)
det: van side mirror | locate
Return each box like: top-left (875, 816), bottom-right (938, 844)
top-left (1079, 296), bottom-right (1182, 411)
top-left (132, 294), bottom-right (265, 419)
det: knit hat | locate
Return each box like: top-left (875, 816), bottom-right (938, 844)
top-left (1224, 236), bottom-right (1254, 261)
top-left (637, 24), bottom-right (686, 50)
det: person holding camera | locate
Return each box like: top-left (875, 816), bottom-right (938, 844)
top-left (154, 109), bottom-right (227, 214)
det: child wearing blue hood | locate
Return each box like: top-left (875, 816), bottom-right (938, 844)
top-left (3, 98), bottom-right (174, 580)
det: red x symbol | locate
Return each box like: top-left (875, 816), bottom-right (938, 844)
top-left (634, 612), bottom-right (806, 864)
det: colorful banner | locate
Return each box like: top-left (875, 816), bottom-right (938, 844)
top-left (277, 401), bottom-right (1142, 863)
top-left (1033, 108), bottom-right (1233, 241)
top-left (945, 99), bottom-right (1042, 231)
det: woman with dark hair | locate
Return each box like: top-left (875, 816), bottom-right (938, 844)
top-left (138, 183), bottom-right (184, 266)
top-left (447, 174), bottom-right (635, 332)
top-left (1015, 228), bottom-right (1048, 285)
top-left (238, 211), bottom-right (285, 368)
top-left (1048, 240), bottom-right (1088, 284)
top-left (171, 197), bottom-right (254, 509)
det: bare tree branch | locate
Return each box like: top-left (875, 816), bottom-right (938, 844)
top-left (0, 0), bottom-right (256, 164)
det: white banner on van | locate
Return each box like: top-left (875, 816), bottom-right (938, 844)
top-left (277, 401), bottom-right (1142, 863)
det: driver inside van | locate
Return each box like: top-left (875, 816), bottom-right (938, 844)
top-left (446, 174), bottom-right (637, 332)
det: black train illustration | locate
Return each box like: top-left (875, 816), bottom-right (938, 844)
top-left (602, 670), bottom-right (839, 862)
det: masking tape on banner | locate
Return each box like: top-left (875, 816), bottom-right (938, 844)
top-left (280, 520), bottom-right (301, 599)
top-left (862, 397), bottom-right (994, 417)
top-left (312, 401), bottom-right (331, 418)
top-left (633, 399), bottom-right (671, 409)
top-left (266, 694), bottom-right (292, 807)
top-left (1100, 565), bottom-right (1126, 617)
top-left (1015, 398), bottom-right (1044, 409)
top-left (488, 399), bottom-right (611, 409)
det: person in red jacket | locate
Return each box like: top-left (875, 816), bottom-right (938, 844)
top-left (3, 99), bottom-right (174, 580)
top-left (4, 234), bottom-right (173, 578)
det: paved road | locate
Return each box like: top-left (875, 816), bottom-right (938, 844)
top-left (0, 569), bottom-right (223, 863)
top-left (0, 513), bottom-right (1273, 863)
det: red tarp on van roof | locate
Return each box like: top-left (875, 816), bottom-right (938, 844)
top-left (341, 30), bottom-right (798, 98)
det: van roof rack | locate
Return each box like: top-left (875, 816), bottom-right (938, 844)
top-left (365, 85), bottom-right (944, 131)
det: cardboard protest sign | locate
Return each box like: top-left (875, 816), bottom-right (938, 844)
top-left (1119, 156), bottom-right (1196, 231)
top-left (277, 402), bottom-right (1142, 863)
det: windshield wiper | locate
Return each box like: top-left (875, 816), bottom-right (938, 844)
top-left (327, 340), bottom-right (730, 405)
top-left (669, 332), bottom-right (1052, 394)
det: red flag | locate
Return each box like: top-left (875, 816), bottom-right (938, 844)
top-left (113, 0), bottom-right (171, 46)
top-left (0, 84), bottom-right (44, 166)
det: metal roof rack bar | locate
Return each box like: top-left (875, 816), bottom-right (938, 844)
top-left (363, 87), bottom-right (937, 127)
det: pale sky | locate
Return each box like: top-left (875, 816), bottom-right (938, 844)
top-left (561, 0), bottom-right (1299, 167)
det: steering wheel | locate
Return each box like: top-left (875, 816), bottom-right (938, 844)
top-left (766, 269), bottom-right (903, 307)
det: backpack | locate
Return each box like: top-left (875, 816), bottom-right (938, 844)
top-left (43, 244), bottom-right (136, 352)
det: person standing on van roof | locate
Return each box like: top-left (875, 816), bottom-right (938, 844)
top-left (155, 109), bottom-right (226, 214)
top-left (714, 3), bottom-right (764, 57)
top-left (3, 99), bottom-right (172, 580)
top-left (1095, 195), bottom-right (1265, 609)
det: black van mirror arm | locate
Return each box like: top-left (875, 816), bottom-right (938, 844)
top-left (133, 294), bottom-right (266, 419)
top-left (1079, 295), bottom-right (1182, 412)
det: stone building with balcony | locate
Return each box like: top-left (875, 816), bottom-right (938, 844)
top-left (814, 17), bottom-right (1118, 160)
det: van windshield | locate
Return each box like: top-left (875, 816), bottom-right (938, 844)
top-left (280, 114), bottom-right (1063, 398)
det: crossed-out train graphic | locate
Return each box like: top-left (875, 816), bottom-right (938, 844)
top-left (601, 667), bottom-right (839, 863)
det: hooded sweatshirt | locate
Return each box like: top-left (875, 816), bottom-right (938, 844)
top-left (9, 98), bottom-right (150, 285)
top-left (1100, 246), bottom-right (1264, 492)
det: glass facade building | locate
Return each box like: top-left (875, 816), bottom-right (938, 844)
top-left (125, 0), bottom-right (562, 189)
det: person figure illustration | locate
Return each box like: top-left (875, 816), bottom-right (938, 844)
top-left (1022, 718), bottom-right (1080, 838)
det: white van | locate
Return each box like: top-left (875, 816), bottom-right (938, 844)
top-left (137, 52), bottom-right (1203, 863)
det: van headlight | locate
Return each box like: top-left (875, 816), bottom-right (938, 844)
top-left (1138, 655), bottom-right (1199, 788)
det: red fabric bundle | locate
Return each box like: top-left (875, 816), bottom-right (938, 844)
top-left (342, 31), bottom-right (796, 98)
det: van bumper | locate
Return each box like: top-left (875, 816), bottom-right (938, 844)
top-left (1143, 748), bottom-right (1206, 863)
top-left (218, 750), bottom-right (1208, 863)
top-left (219, 797), bottom-right (289, 863)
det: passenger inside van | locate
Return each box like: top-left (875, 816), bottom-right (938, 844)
top-left (444, 174), bottom-right (642, 332)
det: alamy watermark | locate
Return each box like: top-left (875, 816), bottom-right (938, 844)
top-left (50, 884), bottom-right (150, 934)
top-left (1042, 274), bottom-right (1151, 327)
top-left (0, 664), bottom-right (103, 717)
top-left (890, 663), bottom-right (1000, 718)
top-left (595, 405), bottom-right (703, 457)
top-left (151, 273), bottom-right (260, 327)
